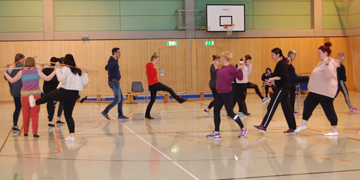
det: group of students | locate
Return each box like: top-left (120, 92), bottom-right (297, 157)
top-left (203, 42), bottom-right (357, 138)
top-left (1, 54), bottom-right (89, 141)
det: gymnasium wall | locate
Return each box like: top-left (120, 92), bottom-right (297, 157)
top-left (0, 37), bottom-right (355, 101)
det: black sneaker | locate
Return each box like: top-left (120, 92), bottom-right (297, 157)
top-left (33, 134), bottom-right (40, 138)
top-left (80, 96), bottom-right (87, 103)
top-left (244, 112), bottom-right (251, 115)
top-left (12, 127), bottom-right (20, 133)
top-left (56, 120), bottom-right (65, 124)
top-left (145, 116), bottom-right (154, 119)
top-left (101, 111), bottom-right (110, 120)
top-left (118, 115), bottom-right (129, 119)
top-left (24, 134), bottom-right (28, 137)
top-left (48, 122), bottom-right (55, 127)
top-left (284, 129), bottom-right (297, 135)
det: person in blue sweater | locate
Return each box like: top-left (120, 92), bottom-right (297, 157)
top-left (101, 48), bottom-right (129, 121)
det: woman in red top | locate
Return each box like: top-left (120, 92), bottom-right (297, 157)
top-left (145, 53), bottom-right (187, 119)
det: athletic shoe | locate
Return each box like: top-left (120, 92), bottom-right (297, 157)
top-left (324, 132), bottom-right (338, 136)
top-left (294, 125), bottom-right (307, 133)
top-left (254, 125), bottom-right (266, 133)
top-left (29, 95), bottom-right (35, 107)
top-left (24, 134), bottom-right (28, 137)
top-left (203, 109), bottom-right (211, 117)
top-left (80, 96), bottom-right (88, 103)
top-left (180, 98), bottom-right (188, 104)
top-left (56, 120), bottom-right (65, 124)
top-left (293, 111), bottom-right (299, 115)
top-left (65, 136), bottom-right (75, 142)
top-left (118, 115), bottom-right (129, 119)
top-left (33, 135), bottom-right (40, 138)
top-left (53, 101), bottom-right (58, 106)
top-left (206, 131), bottom-right (221, 138)
top-left (48, 122), bottom-right (55, 127)
top-left (12, 127), bottom-right (20, 133)
top-left (283, 129), bottom-right (297, 135)
top-left (244, 112), bottom-right (251, 116)
top-left (145, 116), bottom-right (154, 119)
top-left (238, 127), bottom-right (249, 138)
top-left (262, 98), bottom-right (270, 104)
top-left (238, 112), bottom-right (247, 118)
top-left (351, 107), bottom-right (358, 113)
top-left (101, 111), bottom-right (110, 120)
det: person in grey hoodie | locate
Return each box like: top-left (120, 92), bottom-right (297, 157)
top-left (5, 53), bottom-right (24, 133)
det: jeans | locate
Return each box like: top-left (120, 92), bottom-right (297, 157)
top-left (104, 81), bottom-right (124, 116)
top-left (13, 96), bottom-right (22, 127)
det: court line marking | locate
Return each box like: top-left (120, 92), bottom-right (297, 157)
top-left (92, 103), bottom-right (199, 180)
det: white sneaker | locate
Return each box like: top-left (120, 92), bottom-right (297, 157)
top-left (65, 136), bottom-right (75, 142)
top-left (324, 132), bottom-right (338, 136)
top-left (294, 125), bottom-right (307, 133)
top-left (203, 109), bottom-right (211, 117)
top-left (262, 98), bottom-right (270, 104)
top-left (29, 95), bottom-right (35, 107)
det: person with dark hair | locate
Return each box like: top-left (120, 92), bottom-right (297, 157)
top-left (4, 53), bottom-right (24, 133)
top-left (335, 52), bottom-right (357, 113)
top-left (30, 54), bottom-right (90, 141)
top-left (295, 42), bottom-right (339, 136)
top-left (42, 57), bottom-right (65, 127)
top-left (1, 57), bottom-right (56, 138)
top-left (204, 55), bottom-right (220, 117)
top-left (287, 50), bottom-right (309, 115)
top-left (261, 67), bottom-right (275, 103)
top-left (232, 55), bottom-right (252, 117)
top-left (145, 53), bottom-right (187, 119)
top-left (101, 48), bottom-right (129, 120)
top-left (206, 51), bottom-right (248, 138)
top-left (254, 48), bottom-right (297, 135)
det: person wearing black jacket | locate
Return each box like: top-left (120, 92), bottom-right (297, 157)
top-left (204, 55), bottom-right (220, 116)
top-left (287, 50), bottom-right (309, 115)
top-left (335, 52), bottom-right (357, 112)
top-left (261, 67), bottom-right (275, 103)
top-left (254, 48), bottom-right (297, 134)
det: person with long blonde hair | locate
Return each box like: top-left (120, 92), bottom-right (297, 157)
top-left (1, 57), bottom-right (56, 138)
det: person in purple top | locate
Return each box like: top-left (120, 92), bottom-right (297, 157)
top-left (206, 51), bottom-right (249, 138)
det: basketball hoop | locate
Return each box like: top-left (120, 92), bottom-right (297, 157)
top-left (224, 24), bottom-right (235, 36)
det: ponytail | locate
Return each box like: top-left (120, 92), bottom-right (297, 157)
top-left (271, 47), bottom-right (288, 67)
top-left (150, 53), bottom-right (159, 62)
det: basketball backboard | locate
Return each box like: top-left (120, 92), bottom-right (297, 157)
top-left (206, 4), bottom-right (245, 32)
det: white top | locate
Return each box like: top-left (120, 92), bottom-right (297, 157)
top-left (55, 67), bottom-right (88, 92)
top-left (308, 57), bottom-right (338, 98)
top-left (235, 63), bottom-right (252, 84)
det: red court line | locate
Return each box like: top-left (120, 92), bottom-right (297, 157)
top-left (341, 160), bottom-right (351, 162)
top-left (285, 154), bottom-right (294, 156)
top-left (54, 122), bottom-right (62, 153)
top-left (18, 126), bottom-right (23, 137)
top-left (0, 127), bottom-right (12, 154)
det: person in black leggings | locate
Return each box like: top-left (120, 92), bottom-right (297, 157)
top-left (254, 48), bottom-right (297, 135)
top-left (204, 55), bottom-right (220, 117)
top-left (145, 53), bottom-right (187, 119)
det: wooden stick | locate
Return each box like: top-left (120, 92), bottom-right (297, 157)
top-left (0, 56), bottom-right (38, 68)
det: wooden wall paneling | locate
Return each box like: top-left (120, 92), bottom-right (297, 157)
top-left (184, 39), bottom-right (191, 92)
top-left (175, 43), bottom-right (185, 92)
top-left (349, 36), bottom-right (360, 90)
top-left (345, 37), bottom-right (355, 90)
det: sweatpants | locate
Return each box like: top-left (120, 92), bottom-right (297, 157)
top-left (290, 76), bottom-right (309, 111)
top-left (335, 80), bottom-right (353, 109)
top-left (35, 88), bottom-right (79, 133)
top-left (260, 88), bottom-right (296, 130)
top-left (21, 95), bottom-right (41, 135)
top-left (232, 83), bottom-right (247, 112)
top-left (303, 92), bottom-right (337, 126)
top-left (246, 82), bottom-right (264, 99)
top-left (145, 82), bottom-right (184, 117)
top-left (214, 92), bottom-right (244, 132)
top-left (207, 87), bottom-right (217, 109)
top-left (13, 96), bottom-right (22, 127)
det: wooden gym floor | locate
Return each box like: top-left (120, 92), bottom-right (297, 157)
top-left (1, 91), bottom-right (360, 180)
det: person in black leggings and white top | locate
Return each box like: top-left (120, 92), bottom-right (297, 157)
top-left (295, 42), bottom-right (339, 136)
top-left (30, 54), bottom-right (89, 141)
top-left (204, 55), bottom-right (220, 117)
top-left (335, 52), bottom-right (357, 113)
top-left (254, 48), bottom-right (297, 135)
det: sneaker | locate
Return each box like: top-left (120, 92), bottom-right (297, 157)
top-left (29, 95), bottom-right (35, 107)
top-left (294, 125), bottom-right (307, 133)
top-left (351, 107), bottom-right (358, 113)
top-left (203, 109), bottom-right (211, 117)
top-left (262, 98), bottom-right (270, 104)
top-left (206, 131), bottom-right (221, 138)
top-left (324, 132), bottom-right (338, 136)
top-left (238, 112), bottom-right (247, 118)
top-left (238, 127), bottom-right (249, 138)
top-left (145, 116), bottom-right (154, 119)
top-left (101, 111), bottom-right (110, 120)
top-left (33, 134), bottom-right (40, 138)
top-left (180, 98), bottom-right (188, 104)
top-left (254, 125), bottom-right (266, 133)
top-left (48, 122), bottom-right (55, 127)
top-left (56, 120), bottom-right (65, 124)
top-left (12, 127), bottom-right (20, 133)
top-left (80, 96), bottom-right (88, 103)
top-left (294, 111), bottom-right (299, 115)
top-left (24, 134), bottom-right (28, 137)
top-left (283, 129), bottom-right (297, 135)
top-left (65, 136), bottom-right (75, 142)
top-left (53, 101), bottom-right (58, 106)
top-left (118, 115), bottom-right (129, 119)
top-left (244, 112), bottom-right (251, 116)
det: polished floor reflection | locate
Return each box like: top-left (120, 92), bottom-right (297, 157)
top-left (1, 91), bottom-right (360, 180)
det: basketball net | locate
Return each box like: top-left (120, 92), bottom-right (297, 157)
top-left (224, 24), bottom-right (235, 36)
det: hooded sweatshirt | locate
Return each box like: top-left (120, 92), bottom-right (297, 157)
top-left (146, 62), bottom-right (159, 86)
